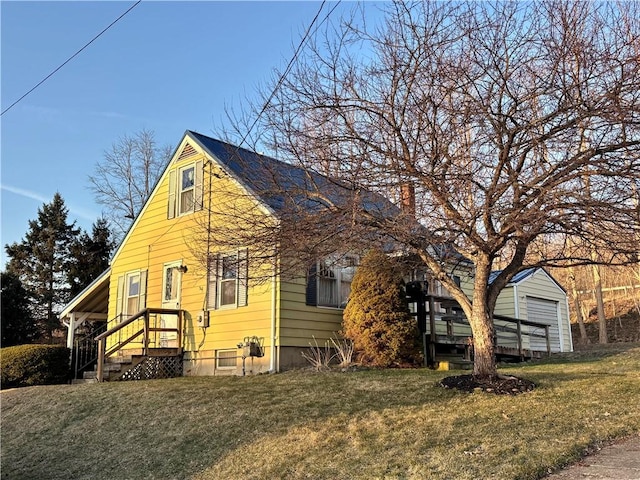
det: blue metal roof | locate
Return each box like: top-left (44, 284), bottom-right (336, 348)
top-left (489, 268), bottom-right (537, 285)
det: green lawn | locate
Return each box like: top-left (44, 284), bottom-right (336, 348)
top-left (2, 344), bottom-right (639, 480)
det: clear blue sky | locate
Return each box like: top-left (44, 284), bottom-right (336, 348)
top-left (1, 1), bottom-right (360, 267)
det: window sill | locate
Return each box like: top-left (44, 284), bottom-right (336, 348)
top-left (218, 304), bottom-right (238, 310)
top-left (316, 305), bottom-right (344, 311)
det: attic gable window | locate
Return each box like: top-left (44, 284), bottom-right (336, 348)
top-left (167, 160), bottom-right (203, 219)
top-left (179, 165), bottom-right (195, 214)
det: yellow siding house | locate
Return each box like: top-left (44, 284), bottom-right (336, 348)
top-left (61, 130), bottom-right (571, 381)
top-left (61, 131), bottom-right (364, 380)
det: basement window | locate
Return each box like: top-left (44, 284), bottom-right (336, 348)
top-left (216, 350), bottom-right (237, 369)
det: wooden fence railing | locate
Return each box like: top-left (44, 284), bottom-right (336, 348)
top-left (431, 312), bottom-right (551, 357)
top-left (94, 308), bottom-right (183, 382)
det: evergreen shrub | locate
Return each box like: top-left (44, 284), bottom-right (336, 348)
top-left (1, 344), bottom-right (70, 389)
top-left (342, 249), bottom-right (421, 367)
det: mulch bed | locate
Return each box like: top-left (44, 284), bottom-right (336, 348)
top-left (440, 374), bottom-right (536, 395)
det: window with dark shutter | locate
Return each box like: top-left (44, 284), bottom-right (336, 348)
top-left (306, 263), bottom-right (318, 306)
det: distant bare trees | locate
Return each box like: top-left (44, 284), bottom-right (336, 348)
top-left (210, 1), bottom-right (640, 377)
top-left (556, 262), bottom-right (640, 343)
top-left (89, 129), bottom-right (172, 241)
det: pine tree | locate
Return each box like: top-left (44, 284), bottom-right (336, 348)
top-left (1, 271), bottom-right (38, 346)
top-left (5, 193), bottom-right (79, 340)
top-left (342, 249), bottom-right (420, 367)
top-left (68, 218), bottom-right (114, 297)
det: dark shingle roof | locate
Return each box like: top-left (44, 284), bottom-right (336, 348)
top-left (187, 130), bottom-right (398, 217)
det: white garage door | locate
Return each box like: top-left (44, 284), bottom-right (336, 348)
top-left (527, 297), bottom-right (561, 353)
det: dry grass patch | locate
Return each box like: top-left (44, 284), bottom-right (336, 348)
top-left (2, 344), bottom-right (639, 480)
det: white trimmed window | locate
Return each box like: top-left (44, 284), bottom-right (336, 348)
top-left (307, 255), bottom-right (357, 308)
top-left (179, 165), bottom-right (195, 214)
top-left (126, 273), bottom-right (141, 314)
top-left (167, 160), bottom-right (203, 219)
top-left (207, 249), bottom-right (249, 310)
top-left (220, 254), bottom-right (238, 306)
top-left (115, 270), bottom-right (147, 320)
top-left (216, 349), bottom-right (237, 368)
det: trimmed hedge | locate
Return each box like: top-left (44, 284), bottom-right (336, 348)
top-left (1, 344), bottom-right (70, 389)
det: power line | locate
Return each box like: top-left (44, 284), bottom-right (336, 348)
top-left (1, 1), bottom-right (142, 117)
top-left (237, 0), bottom-right (342, 149)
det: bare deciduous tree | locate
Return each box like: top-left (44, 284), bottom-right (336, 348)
top-left (208, 1), bottom-right (640, 378)
top-left (89, 129), bottom-right (172, 241)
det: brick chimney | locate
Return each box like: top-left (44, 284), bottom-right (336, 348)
top-left (400, 182), bottom-right (416, 217)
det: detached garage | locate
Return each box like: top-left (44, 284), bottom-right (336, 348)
top-left (492, 268), bottom-right (573, 353)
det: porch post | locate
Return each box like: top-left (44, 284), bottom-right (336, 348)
top-left (97, 338), bottom-right (105, 382)
top-left (66, 312), bottom-right (77, 350)
top-left (143, 311), bottom-right (149, 356)
top-left (177, 310), bottom-right (183, 353)
top-left (428, 294), bottom-right (437, 367)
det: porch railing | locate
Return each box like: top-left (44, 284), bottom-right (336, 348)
top-left (94, 308), bottom-right (183, 382)
top-left (432, 311), bottom-right (551, 357)
top-left (493, 314), bottom-right (551, 357)
top-left (72, 322), bottom-right (108, 379)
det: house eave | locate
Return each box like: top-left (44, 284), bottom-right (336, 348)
top-left (508, 267), bottom-right (567, 294)
top-left (59, 268), bottom-right (111, 320)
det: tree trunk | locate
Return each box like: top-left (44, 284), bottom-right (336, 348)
top-left (569, 268), bottom-right (589, 345)
top-left (469, 306), bottom-right (497, 378)
top-left (592, 263), bottom-right (608, 344)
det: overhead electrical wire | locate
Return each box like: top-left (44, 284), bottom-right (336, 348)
top-left (1, 0), bottom-right (142, 117)
top-left (237, 0), bottom-right (342, 149)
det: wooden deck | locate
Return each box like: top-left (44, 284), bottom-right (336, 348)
top-left (409, 292), bottom-right (551, 367)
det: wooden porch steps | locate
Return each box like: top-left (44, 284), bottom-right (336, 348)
top-left (435, 354), bottom-right (473, 371)
top-left (82, 357), bottom-right (133, 381)
top-left (71, 378), bottom-right (98, 385)
top-left (83, 348), bottom-right (182, 382)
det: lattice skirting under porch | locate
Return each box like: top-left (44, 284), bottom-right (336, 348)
top-left (120, 356), bottom-right (183, 381)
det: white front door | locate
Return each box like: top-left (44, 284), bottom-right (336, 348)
top-left (161, 261), bottom-right (182, 347)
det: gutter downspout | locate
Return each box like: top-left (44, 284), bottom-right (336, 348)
top-left (556, 301), bottom-right (565, 353)
top-left (270, 249), bottom-right (278, 373)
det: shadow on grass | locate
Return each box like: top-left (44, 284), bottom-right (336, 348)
top-left (0, 369), bottom-right (457, 480)
top-left (3, 346), bottom-right (639, 480)
top-left (509, 342), bottom-right (640, 367)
